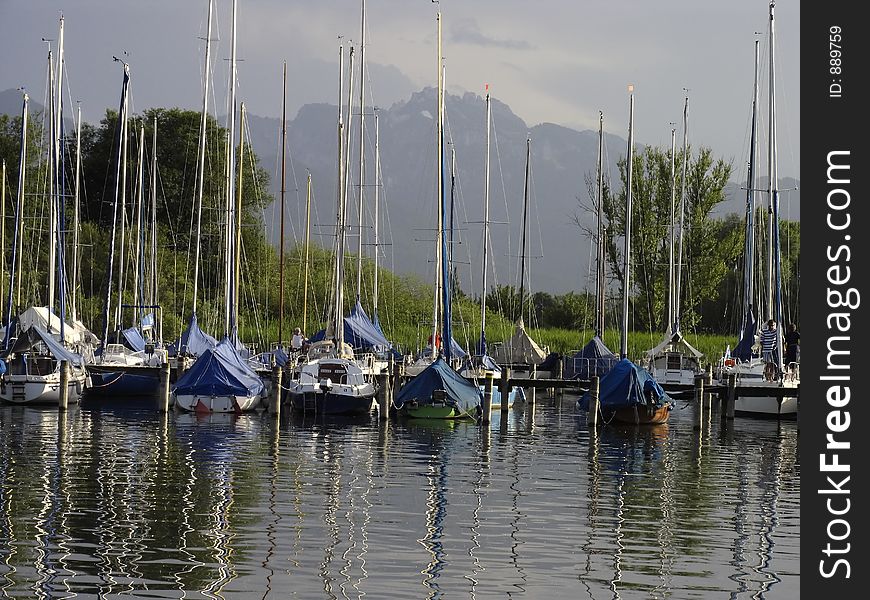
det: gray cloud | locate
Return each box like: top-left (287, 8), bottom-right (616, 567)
top-left (450, 18), bottom-right (532, 50)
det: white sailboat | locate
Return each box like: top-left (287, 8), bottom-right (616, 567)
top-left (723, 2), bottom-right (797, 418)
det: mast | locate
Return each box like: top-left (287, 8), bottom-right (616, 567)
top-left (224, 0), bottom-right (239, 338)
top-left (71, 104), bottom-right (82, 322)
top-left (51, 18), bottom-right (65, 315)
top-left (356, 0), bottom-right (366, 302)
top-left (666, 126), bottom-right (676, 332)
top-left (621, 85), bottom-right (635, 359)
top-left (768, 0), bottom-right (784, 374)
top-left (191, 0), bottom-right (214, 316)
top-left (742, 40), bottom-right (760, 331)
top-left (432, 9), bottom-right (443, 357)
top-left (480, 87), bottom-right (492, 354)
top-left (331, 42), bottom-right (344, 342)
top-left (439, 55), bottom-right (451, 361)
top-left (100, 61), bottom-right (129, 347)
top-left (47, 48), bottom-right (57, 317)
top-left (278, 61), bottom-right (287, 343)
top-left (4, 93), bottom-right (27, 347)
top-left (596, 112), bottom-right (606, 337)
top-left (303, 172), bottom-right (312, 336)
top-left (114, 70), bottom-right (130, 334)
top-left (1, 161), bottom-right (5, 324)
top-left (134, 124), bottom-right (145, 334)
top-left (674, 94), bottom-right (689, 330)
top-left (372, 112), bottom-right (380, 326)
top-left (517, 137), bottom-right (531, 325)
top-left (335, 46), bottom-right (355, 348)
top-left (150, 116), bottom-right (159, 339)
top-left (233, 102), bottom-right (246, 340)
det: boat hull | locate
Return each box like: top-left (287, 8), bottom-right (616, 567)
top-left (0, 373), bottom-right (85, 406)
top-left (173, 393), bottom-right (262, 414)
top-left (399, 402), bottom-right (477, 420)
top-left (286, 389), bottom-right (375, 416)
top-left (611, 403), bottom-right (671, 425)
top-left (85, 365), bottom-right (161, 396)
top-left (734, 395), bottom-right (798, 419)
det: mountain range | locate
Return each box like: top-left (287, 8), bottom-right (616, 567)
top-left (1, 87), bottom-right (799, 294)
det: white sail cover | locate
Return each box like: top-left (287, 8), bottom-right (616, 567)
top-left (645, 328), bottom-right (703, 359)
top-left (15, 306), bottom-right (90, 345)
top-left (493, 319), bottom-right (548, 365)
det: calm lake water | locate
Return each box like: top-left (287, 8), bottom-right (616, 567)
top-left (0, 393), bottom-right (799, 599)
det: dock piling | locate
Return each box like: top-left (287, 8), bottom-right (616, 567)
top-left (724, 372), bottom-right (737, 420)
top-left (555, 360), bottom-right (564, 397)
top-left (528, 364), bottom-right (537, 407)
top-left (58, 360), bottom-right (69, 412)
top-left (588, 375), bottom-right (600, 428)
top-left (693, 374), bottom-right (705, 430)
top-left (500, 368), bottom-right (510, 415)
top-left (482, 371), bottom-right (493, 424)
top-left (270, 365), bottom-right (283, 416)
top-left (376, 371), bottom-right (389, 420)
top-left (158, 360), bottom-right (171, 412)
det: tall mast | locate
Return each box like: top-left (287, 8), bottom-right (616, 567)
top-left (47, 47), bottom-right (57, 316)
top-left (233, 102), bottom-right (246, 340)
top-left (356, 0), bottom-right (367, 302)
top-left (303, 172), bottom-right (312, 336)
top-left (191, 0), bottom-right (214, 316)
top-left (431, 9), bottom-right (443, 357)
top-left (666, 126), bottom-right (676, 332)
top-left (517, 137), bottom-right (531, 325)
top-left (335, 46), bottom-right (355, 349)
top-left (479, 87), bottom-right (492, 354)
top-left (372, 112), bottom-right (380, 326)
top-left (114, 72), bottom-right (130, 333)
top-left (621, 85), bottom-right (635, 359)
top-left (4, 93), bottom-right (27, 346)
top-left (439, 55), bottom-right (451, 361)
top-left (331, 42), bottom-right (344, 342)
top-left (768, 0), bottom-right (783, 373)
top-left (674, 94), bottom-right (689, 330)
top-left (278, 61), bottom-right (287, 343)
top-left (596, 112), bottom-right (606, 337)
top-left (134, 124), bottom-right (145, 333)
top-left (150, 116), bottom-right (159, 339)
top-left (0, 160), bottom-right (5, 324)
top-left (71, 104), bottom-right (82, 322)
top-left (743, 40), bottom-right (760, 330)
top-left (51, 18), bottom-right (65, 315)
top-left (101, 62), bottom-right (129, 347)
top-left (224, 0), bottom-right (239, 338)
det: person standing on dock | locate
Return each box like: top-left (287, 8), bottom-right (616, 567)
top-left (784, 323), bottom-right (800, 372)
top-left (760, 320), bottom-right (778, 381)
top-left (291, 327), bottom-right (306, 352)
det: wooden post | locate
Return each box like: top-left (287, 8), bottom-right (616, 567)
top-left (500, 367), bottom-right (510, 415)
top-left (376, 372), bottom-right (389, 420)
top-left (270, 365), bottom-right (283, 416)
top-left (555, 359), bottom-right (564, 396)
top-left (724, 372), bottom-right (737, 420)
top-left (693, 374), bottom-right (705, 430)
top-left (705, 363), bottom-right (714, 420)
top-left (481, 371), bottom-right (493, 423)
top-left (158, 360), bottom-right (171, 412)
top-left (528, 364), bottom-right (536, 407)
top-left (58, 360), bottom-right (69, 412)
top-left (588, 375), bottom-right (600, 428)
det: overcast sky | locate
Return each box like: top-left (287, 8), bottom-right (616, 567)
top-left (0, 0), bottom-right (800, 179)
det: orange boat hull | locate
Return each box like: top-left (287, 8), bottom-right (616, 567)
top-left (612, 403), bottom-right (671, 425)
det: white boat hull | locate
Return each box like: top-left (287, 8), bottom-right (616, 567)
top-left (173, 393), bottom-right (262, 414)
top-left (1, 373), bottom-right (86, 406)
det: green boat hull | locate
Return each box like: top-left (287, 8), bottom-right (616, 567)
top-left (400, 403), bottom-right (476, 420)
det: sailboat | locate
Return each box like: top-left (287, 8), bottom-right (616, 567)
top-left (577, 86), bottom-right (672, 425)
top-left (642, 96), bottom-right (703, 386)
top-left (284, 41), bottom-right (377, 417)
top-left (721, 2), bottom-right (797, 418)
top-left (172, 0), bottom-right (265, 413)
top-left (565, 111), bottom-right (618, 380)
top-left (491, 138), bottom-right (550, 377)
top-left (459, 86), bottom-right (524, 409)
top-left (394, 8), bottom-right (482, 420)
top-left (0, 23), bottom-right (88, 405)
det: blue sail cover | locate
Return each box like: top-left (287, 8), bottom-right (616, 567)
top-left (577, 358), bottom-right (669, 412)
top-left (9, 326), bottom-right (83, 366)
top-left (565, 336), bottom-right (617, 379)
top-left (733, 307), bottom-right (757, 362)
top-left (462, 353), bottom-right (501, 373)
top-left (309, 301), bottom-right (392, 352)
top-left (174, 337), bottom-right (264, 398)
top-left (121, 327), bottom-right (146, 352)
top-left (395, 358), bottom-right (482, 413)
top-left (169, 313), bottom-right (217, 357)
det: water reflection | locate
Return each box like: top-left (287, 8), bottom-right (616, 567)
top-left (0, 400), bottom-right (799, 598)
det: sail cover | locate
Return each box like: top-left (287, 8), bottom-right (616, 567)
top-left (732, 308), bottom-right (758, 362)
top-left (170, 313), bottom-right (217, 357)
top-left (493, 320), bottom-right (547, 364)
top-left (173, 337), bottom-right (264, 398)
top-left (565, 335), bottom-right (617, 379)
top-left (309, 300), bottom-right (392, 352)
top-left (9, 326), bottom-right (83, 366)
top-left (394, 358), bottom-right (481, 413)
top-left (121, 327), bottom-right (146, 352)
top-left (577, 358), bottom-right (670, 412)
top-left (645, 327), bottom-right (703, 360)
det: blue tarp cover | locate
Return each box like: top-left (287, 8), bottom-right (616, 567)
top-left (9, 326), bottom-right (83, 366)
top-left (170, 313), bottom-right (217, 357)
top-left (309, 300), bottom-right (392, 352)
top-left (565, 336), bottom-right (617, 379)
top-left (173, 337), bottom-right (264, 398)
top-left (577, 358), bottom-right (669, 412)
top-left (394, 357), bottom-right (481, 413)
top-left (121, 327), bottom-right (146, 352)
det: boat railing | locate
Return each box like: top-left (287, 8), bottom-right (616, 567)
top-left (564, 356), bottom-right (619, 379)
